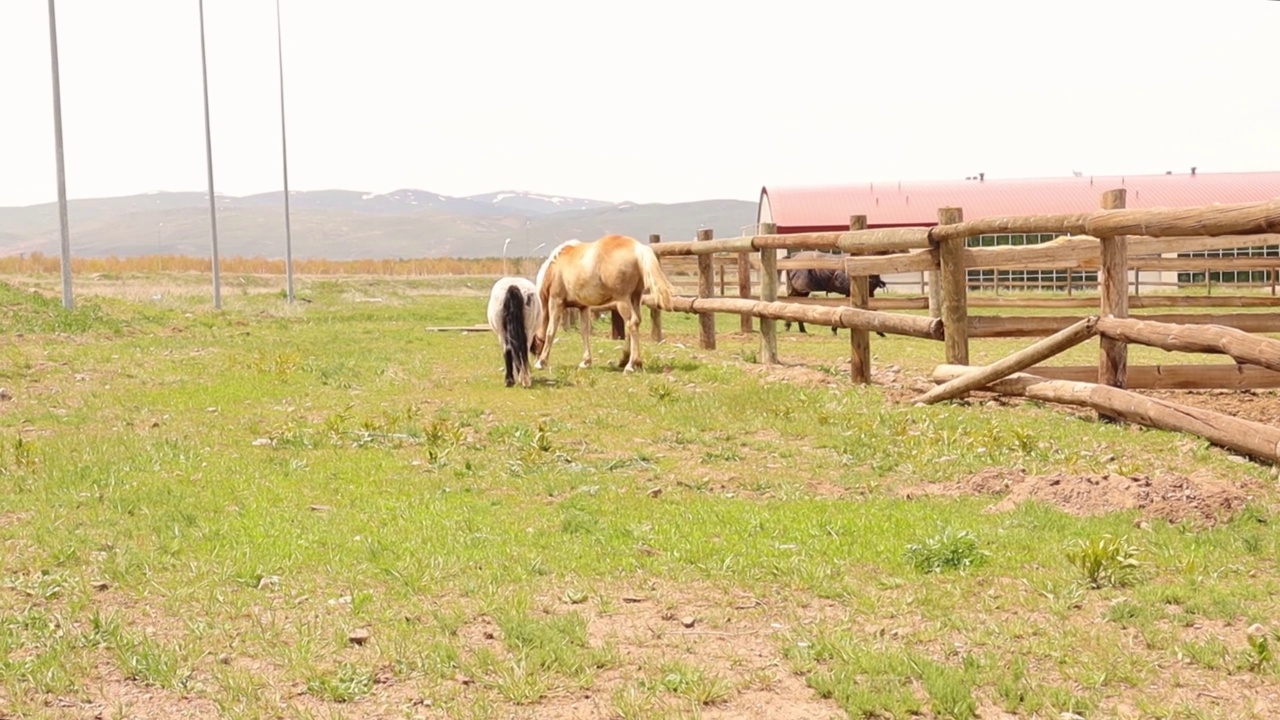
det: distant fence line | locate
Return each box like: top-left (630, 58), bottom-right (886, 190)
top-left (0, 253), bottom-right (543, 278)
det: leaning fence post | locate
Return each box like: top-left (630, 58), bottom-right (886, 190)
top-left (1099, 188), bottom-right (1128, 392)
top-left (848, 214), bottom-right (872, 384)
top-left (936, 207), bottom-right (970, 366)
top-left (649, 234), bottom-right (663, 342)
top-left (759, 222), bottom-right (779, 364)
top-left (696, 228), bottom-right (716, 350)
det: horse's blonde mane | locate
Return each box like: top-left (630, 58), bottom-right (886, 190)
top-left (536, 239), bottom-right (581, 289)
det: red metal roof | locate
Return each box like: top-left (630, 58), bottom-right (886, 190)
top-left (759, 172), bottom-right (1280, 233)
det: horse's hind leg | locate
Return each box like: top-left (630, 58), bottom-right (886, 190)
top-left (502, 346), bottom-right (516, 387)
top-left (535, 301), bottom-right (563, 370)
top-left (578, 307), bottom-right (593, 369)
top-left (621, 300), bottom-right (643, 373)
top-left (787, 291), bottom-right (809, 333)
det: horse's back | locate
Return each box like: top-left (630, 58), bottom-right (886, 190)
top-left (551, 235), bottom-right (646, 307)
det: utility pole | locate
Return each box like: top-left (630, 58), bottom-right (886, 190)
top-left (198, 0), bottom-right (222, 309)
top-left (275, 0), bottom-right (294, 303)
top-left (47, 0), bottom-right (73, 309)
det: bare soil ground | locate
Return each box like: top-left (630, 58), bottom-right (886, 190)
top-left (900, 466), bottom-right (1257, 527)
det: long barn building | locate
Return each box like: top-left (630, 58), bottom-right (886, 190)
top-left (758, 171), bottom-right (1280, 291)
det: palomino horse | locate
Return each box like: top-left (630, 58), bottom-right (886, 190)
top-left (486, 277), bottom-right (542, 388)
top-left (532, 235), bottom-right (674, 373)
top-left (535, 241), bottom-right (625, 337)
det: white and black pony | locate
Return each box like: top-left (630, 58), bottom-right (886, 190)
top-left (486, 277), bottom-right (543, 388)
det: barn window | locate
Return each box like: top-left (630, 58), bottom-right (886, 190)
top-left (1175, 244), bottom-right (1280, 285)
top-left (965, 233), bottom-right (1097, 291)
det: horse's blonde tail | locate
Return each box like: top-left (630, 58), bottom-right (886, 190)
top-left (636, 244), bottom-right (674, 310)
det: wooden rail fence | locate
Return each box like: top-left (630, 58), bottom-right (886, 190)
top-left (641, 194), bottom-right (1280, 395)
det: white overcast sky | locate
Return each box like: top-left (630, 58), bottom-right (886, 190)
top-left (1, 0), bottom-right (1277, 208)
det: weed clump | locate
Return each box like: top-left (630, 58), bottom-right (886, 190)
top-left (1065, 534), bottom-right (1142, 588)
top-left (905, 529), bottom-right (988, 574)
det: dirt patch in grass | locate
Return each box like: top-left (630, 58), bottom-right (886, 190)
top-left (47, 666), bottom-right (222, 720)
top-left (741, 362), bottom-right (843, 389)
top-left (0, 512), bottom-right (32, 529)
top-left (506, 585), bottom-right (845, 720)
top-left (901, 467), bottom-right (1255, 527)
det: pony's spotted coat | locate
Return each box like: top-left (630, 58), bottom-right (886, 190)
top-left (486, 277), bottom-right (542, 388)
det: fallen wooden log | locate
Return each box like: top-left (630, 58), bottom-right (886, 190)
top-left (425, 325), bottom-right (491, 332)
top-left (915, 318), bottom-right (1099, 405)
top-left (960, 296), bottom-right (1280, 310)
top-left (1095, 317), bottom-right (1280, 373)
top-left (645, 295), bottom-right (944, 339)
top-left (937, 363), bottom-right (1280, 390)
top-left (927, 368), bottom-right (1280, 463)
top-left (970, 312), bottom-right (1280, 338)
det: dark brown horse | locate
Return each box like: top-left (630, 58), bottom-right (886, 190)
top-left (785, 251), bottom-right (887, 334)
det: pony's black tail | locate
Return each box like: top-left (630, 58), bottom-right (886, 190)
top-left (501, 284), bottom-right (529, 387)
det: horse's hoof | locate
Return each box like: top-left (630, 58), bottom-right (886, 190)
top-left (623, 364), bottom-right (636, 374)
top-left (533, 360), bottom-right (544, 370)
top-left (505, 378), bottom-right (515, 387)
top-left (578, 360), bottom-right (592, 369)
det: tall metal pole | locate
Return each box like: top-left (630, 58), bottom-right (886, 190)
top-left (198, 0), bottom-right (222, 309)
top-left (275, 0), bottom-right (294, 303)
top-left (46, 0), bottom-right (73, 310)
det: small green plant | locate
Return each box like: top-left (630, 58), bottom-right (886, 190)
top-left (305, 662), bottom-right (375, 702)
top-left (905, 529), bottom-right (989, 574)
top-left (113, 632), bottom-right (191, 690)
top-left (1104, 600), bottom-right (1151, 627)
top-left (648, 383), bottom-right (675, 401)
top-left (1066, 535), bottom-right (1143, 589)
top-left (919, 660), bottom-right (978, 719)
top-left (486, 659), bottom-right (554, 704)
top-left (613, 685), bottom-right (669, 720)
top-left (9, 435), bottom-right (37, 471)
top-left (648, 661), bottom-right (734, 706)
top-left (532, 421), bottom-right (553, 453)
top-left (1246, 625), bottom-right (1274, 671)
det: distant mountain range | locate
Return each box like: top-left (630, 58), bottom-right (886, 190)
top-left (0, 189), bottom-right (758, 260)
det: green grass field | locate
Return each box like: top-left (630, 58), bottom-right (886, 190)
top-left (2, 272), bottom-right (1278, 719)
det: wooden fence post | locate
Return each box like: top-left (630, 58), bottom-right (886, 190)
top-left (649, 234), bottom-right (663, 342)
top-left (738, 247), bottom-right (752, 333)
top-left (928, 260), bottom-right (943, 319)
top-left (1099, 188), bottom-right (1128, 392)
top-left (759, 222), bottom-right (779, 364)
top-left (696, 228), bottom-right (716, 350)
top-left (936, 207), bottom-right (970, 366)
top-left (848, 214), bottom-right (872, 384)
